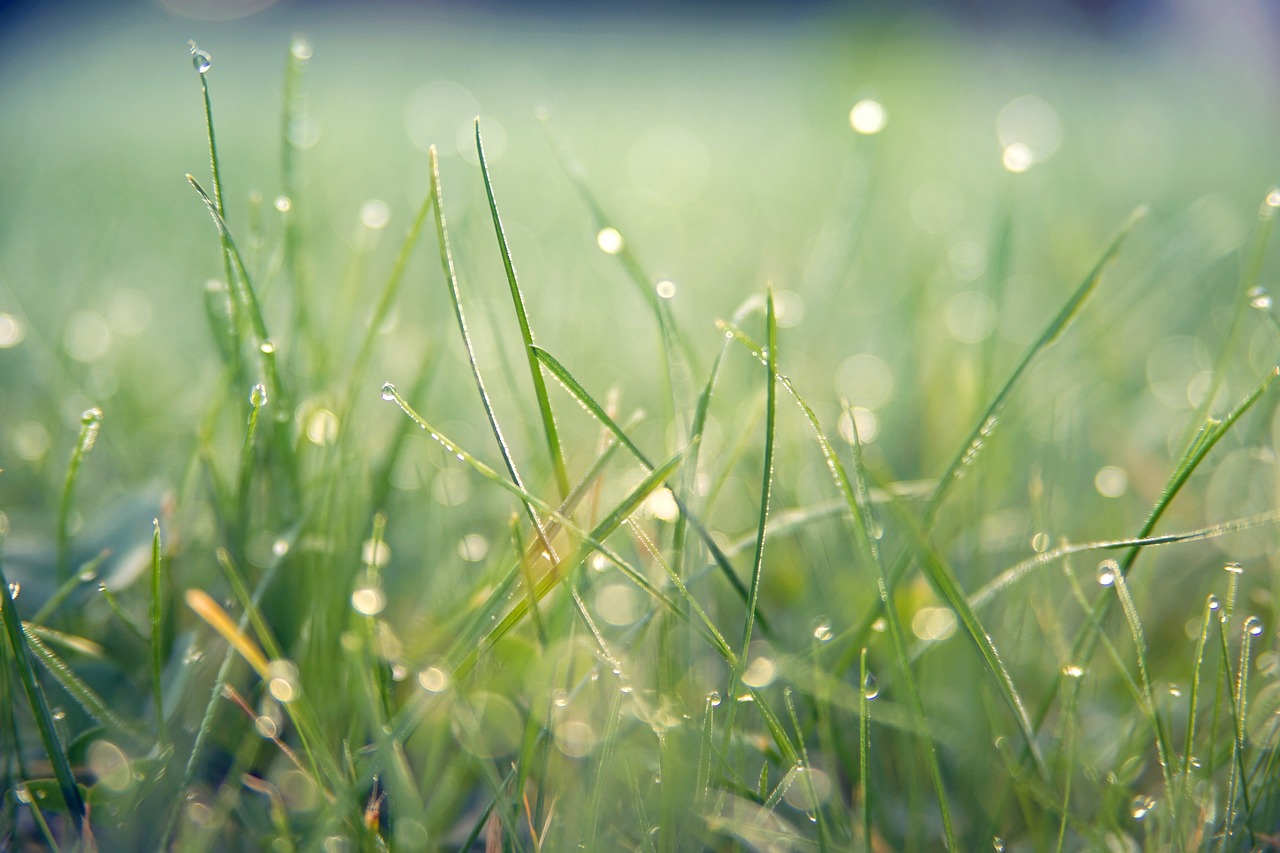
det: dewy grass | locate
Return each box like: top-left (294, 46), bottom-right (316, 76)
top-left (7, 36), bottom-right (1280, 851)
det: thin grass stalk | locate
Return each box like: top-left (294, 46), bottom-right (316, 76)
top-left (1177, 593), bottom-right (1219, 845)
top-left (1220, 617), bottom-right (1261, 851)
top-left (859, 647), bottom-right (872, 853)
top-left (150, 518), bottom-right (167, 747)
top-left (0, 553), bottom-right (85, 830)
top-left (56, 408), bottom-right (102, 585)
top-left (476, 120), bottom-right (570, 499)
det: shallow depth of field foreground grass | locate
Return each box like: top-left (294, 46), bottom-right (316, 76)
top-left (3, 9), bottom-right (1280, 851)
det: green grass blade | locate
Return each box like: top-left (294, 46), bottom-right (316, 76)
top-left (858, 647), bottom-right (872, 853)
top-left (56, 408), bottom-right (103, 585)
top-left (150, 518), bottom-right (166, 747)
top-left (477, 119), bottom-right (570, 499)
top-left (530, 343), bottom-right (769, 632)
top-left (427, 145), bottom-right (556, 560)
top-left (0, 554), bottom-right (85, 830)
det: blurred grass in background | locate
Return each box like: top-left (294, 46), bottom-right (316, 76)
top-left (1, 0), bottom-right (1280, 849)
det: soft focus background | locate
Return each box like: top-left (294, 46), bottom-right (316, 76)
top-left (2, 0), bottom-right (1280, 849)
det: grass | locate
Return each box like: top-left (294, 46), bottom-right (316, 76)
top-left (2, 18), bottom-right (1280, 851)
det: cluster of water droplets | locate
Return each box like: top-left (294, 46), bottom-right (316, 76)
top-left (79, 407), bottom-right (104, 453)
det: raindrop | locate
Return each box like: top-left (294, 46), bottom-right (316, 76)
top-left (250, 383), bottom-right (268, 407)
top-left (78, 565), bottom-right (98, 582)
top-left (993, 838), bottom-right (1005, 852)
top-left (1224, 562), bottom-right (1244, 575)
top-left (188, 41), bottom-right (212, 74)
top-left (655, 279), bottom-right (676, 299)
top-left (6, 583), bottom-right (18, 599)
top-left (862, 672), bottom-right (880, 700)
top-left (380, 382), bottom-right (396, 401)
top-left (1268, 188), bottom-right (1280, 209)
top-left (1168, 684), bottom-right (1183, 697)
top-left (1249, 287), bottom-right (1272, 310)
top-left (81, 407), bottom-right (104, 425)
top-left (708, 691), bottom-right (722, 707)
top-left (1096, 559), bottom-right (1118, 587)
top-left (290, 38), bottom-right (313, 60)
top-left (1208, 594), bottom-right (1221, 611)
top-left (259, 340), bottom-right (276, 355)
top-left (1062, 664), bottom-right (1085, 679)
top-left (14, 783), bottom-right (31, 804)
top-left (274, 195), bottom-right (292, 213)
top-left (812, 619), bottom-right (833, 643)
top-left (1245, 616), bottom-right (1264, 636)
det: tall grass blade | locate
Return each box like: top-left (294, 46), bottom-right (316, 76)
top-left (150, 518), bottom-right (167, 747)
top-left (56, 408), bottom-right (103, 584)
top-left (0, 554), bottom-right (85, 830)
top-left (477, 120), bottom-right (570, 499)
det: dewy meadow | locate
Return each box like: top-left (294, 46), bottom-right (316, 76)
top-left (1, 7), bottom-right (1280, 851)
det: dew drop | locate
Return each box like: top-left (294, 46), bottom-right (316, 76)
top-left (1130, 794), bottom-right (1156, 820)
top-left (417, 666), bottom-right (449, 693)
top-left (81, 407), bottom-right (104, 425)
top-left (188, 41), bottom-right (212, 74)
top-left (290, 37), bottom-right (313, 60)
top-left (351, 586), bottom-right (386, 616)
top-left (267, 660), bottom-right (300, 703)
top-left (6, 582), bottom-right (19, 600)
top-left (52, 708), bottom-right (66, 721)
top-left (811, 619), bottom-right (833, 643)
top-left (1030, 532), bottom-right (1050, 552)
top-left (655, 279), bottom-right (676, 299)
top-left (1249, 287), bottom-right (1272, 310)
top-left (1208, 594), bottom-right (1221, 611)
top-left (596, 227), bottom-right (624, 255)
top-left (861, 672), bottom-right (880, 700)
top-left (1245, 616), bottom-right (1264, 636)
top-left (259, 340), bottom-right (276, 355)
top-left (274, 195), bottom-right (292, 213)
top-left (1062, 664), bottom-right (1085, 679)
top-left (849, 99), bottom-right (887, 135)
top-left (992, 838), bottom-right (1005, 852)
top-left (79, 565), bottom-right (99, 582)
top-left (1224, 562), bottom-right (1244, 575)
top-left (380, 382), bottom-right (397, 401)
top-left (13, 783), bottom-right (31, 804)
top-left (249, 383), bottom-right (268, 407)
top-left (1268, 188), bottom-right (1280, 208)
top-left (1168, 684), bottom-right (1183, 697)
top-left (708, 691), bottom-right (722, 707)
top-left (1096, 559), bottom-right (1118, 587)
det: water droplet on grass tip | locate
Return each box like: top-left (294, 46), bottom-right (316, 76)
top-left (188, 41), bottom-right (212, 74)
top-left (1245, 616), bottom-right (1264, 636)
top-left (290, 38), bottom-right (313, 60)
top-left (1208, 594), bottom-right (1221, 611)
top-left (249, 384), bottom-right (268, 407)
top-left (259, 340), bottom-right (276, 355)
top-left (380, 382), bottom-right (396, 401)
top-left (655, 279), bottom-right (676, 299)
top-left (1224, 562), bottom-right (1244, 574)
top-left (81, 407), bottom-right (104, 425)
top-left (993, 838), bottom-right (1005, 852)
top-left (708, 691), bottom-right (721, 707)
top-left (1267, 188), bottom-right (1280, 208)
top-left (862, 672), bottom-right (880, 700)
top-left (1096, 559), bottom-right (1118, 586)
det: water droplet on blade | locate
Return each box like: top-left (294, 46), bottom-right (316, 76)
top-left (1096, 559), bottom-right (1118, 587)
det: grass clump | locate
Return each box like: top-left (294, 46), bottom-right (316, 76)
top-left (2, 33), bottom-right (1280, 852)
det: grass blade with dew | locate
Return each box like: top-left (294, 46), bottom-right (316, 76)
top-left (187, 41), bottom-right (244, 378)
top-left (1040, 366), bottom-right (1279, 742)
top-left (477, 119), bottom-right (570, 499)
top-left (859, 647), bottom-right (873, 853)
top-left (1175, 593), bottom-right (1219, 844)
top-left (717, 312), bottom-right (960, 844)
top-left (1221, 615), bottom-right (1264, 849)
top-left (531, 343), bottom-right (771, 633)
top-left (427, 145), bottom-right (557, 561)
top-left (0, 552), bottom-right (85, 830)
top-left (1107, 567), bottom-right (1177, 828)
top-left (150, 518), bottom-right (166, 747)
top-left (187, 175), bottom-right (284, 407)
top-left (277, 37), bottom-right (320, 375)
top-left (56, 407), bottom-right (103, 585)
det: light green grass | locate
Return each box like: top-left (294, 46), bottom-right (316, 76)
top-left (1, 24), bottom-right (1280, 852)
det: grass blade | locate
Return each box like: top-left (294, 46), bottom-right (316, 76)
top-left (477, 119), bottom-right (570, 499)
top-left (0, 553), bottom-right (85, 830)
top-left (56, 408), bottom-right (103, 585)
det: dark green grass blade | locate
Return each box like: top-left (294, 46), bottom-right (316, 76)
top-left (477, 120), bottom-right (570, 499)
top-left (150, 519), bottom-right (166, 747)
top-left (530, 343), bottom-right (770, 633)
top-left (0, 554), bottom-right (85, 830)
top-left (427, 146), bottom-right (556, 559)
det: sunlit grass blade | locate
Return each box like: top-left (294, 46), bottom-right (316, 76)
top-left (0, 554), bottom-right (85, 830)
top-left (530, 343), bottom-right (769, 631)
top-left (56, 407), bottom-right (103, 584)
top-left (477, 120), bottom-right (570, 499)
top-left (427, 145), bottom-right (556, 561)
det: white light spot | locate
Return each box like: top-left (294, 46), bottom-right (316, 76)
top-left (742, 656), bottom-right (776, 688)
top-left (911, 607), bottom-right (957, 642)
top-left (360, 200), bottom-right (391, 230)
top-left (361, 539), bottom-right (391, 569)
top-left (849, 99), bottom-right (887, 135)
top-left (644, 488), bottom-right (679, 522)
top-left (997, 95), bottom-right (1062, 165)
top-left (838, 407), bottom-right (878, 444)
top-left (0, 313), bottom-right (23, 348)
top-left (274, 195), bottom-right (292, 213)
top-left (351, 586), bottom-right (386, 616)
top-left (457, 534), bottom-right (489, 563)
top-left (12, 421), bottom-right (50, 461)
top-left (1002, 143), bottom-right (1034, 173)
top-left (418, 666), bottom-right (449, 692)
top-left (596, 583), bottom-right (642, 626)
top-left (597, 227), bottom-right (624, 255)
top-left (656, 279), bottom-right (676, 299)
top-left (267, 660), bottom-right (300, 703)
top-left (304, 409), bottom-right (339, 445)
top-left (1095, 465), bottom-right (1128, 498)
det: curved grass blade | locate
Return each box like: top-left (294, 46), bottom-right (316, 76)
top-left (57, 408), bottom-right (103, 584)
top-left (477, 119), bottom-right (570, 499)
top-left (0, 555), bottom-right (85, 830)
top-left (428, 145), bottom-right (557, 561)
top-left (531, 344), bottom-right (769, 633)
